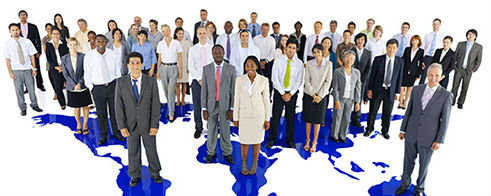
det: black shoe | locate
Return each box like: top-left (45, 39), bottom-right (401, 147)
top-left (129, 177), bottom-right (141, 187)
top-left (286, 141), bottom-right (296, 148)
top-left (38, 87), bottom-right (46, 92)
top-left (382, 133), bottom-right (390, 139)
top-left (331, 137), bottom-right (339, 143)
top-left (99, 137), bottom-right (107, 145)
top-left (206, 154), bottom-right (216, 163)
top-left (351, 121), bottom-right (362, 128)
top-left (224, 155), bottom-right (235, 164)
top-left (265, 141), bottom-right (275, 149)
top-left (31, 106), bottom-right (43, 112)
top-left (457, 104), bottom-right (463, 109)
top-left (24, 89), bottom-right (28, 94)
top-left (160, 103), bottom-right (165, 108)
top-left (168, 115), bottom-right (176, 123)
top-left (194, 130), bottom-right (202, 139)
top-left (151, 175), bottom-right (163, 184)
top-left (414, 190), bottom-right (423, 196)
top-left (340, 138), bottom-right (346, 143)
top-left (395, 186), bottom-right (409, 195)
top-left (20, 110), bottom-right (26, 116)
top-left (115, 134), bottom-right (125, 141)
top-left (363, 130), bottom-right (372, 137)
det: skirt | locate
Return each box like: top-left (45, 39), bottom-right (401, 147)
top-left (402, 73), bottom-right (418, 87)
top-left (67, 89), bottom-right (93, 108)
top-left (302, 93), bottom-right (328, 124)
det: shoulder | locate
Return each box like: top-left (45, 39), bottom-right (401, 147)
top-left (353, 68), bottom-right (361, 75)
top-left (257, 74), bottom-right (268, 83)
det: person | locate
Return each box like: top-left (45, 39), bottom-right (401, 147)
top-left (216, 21), bottom-right (237, 63)
top-left (233, 55), bottom-right (270, 175)
top-left (74, 18), bottom-right (91, 53)
top-left (54, 14), bottom-right (69, 42)
top-left (175, 27), bottom-right (191, 106)
top-left (173, 17), bottom-right (192, 42)
top-left (303, 21), bottom-right (325, 62)
top-left (350, 33), bottom-right (372, 128)
top-left (393, 22), bottom-right (411, 57)
top-left (233, 19), bottom-right (248, 48)
top-left (360, 18), bottom-right (375, 39)
top-left (323, 20), bottom-right (343, 51)
top-left (5, 23), bottom-right (43, 116)
top-left (42, 23), bottom-right (55, 99)
top-left (188, 26), bottom-right (213, 138)
top-left (270, 22), bottom-right (281, 48)
top-left (335, 30), bottom-right (356, 65)
top-left (347, 22), bottom-right (356, 43)
top-left (395, 63), bottom-right (452, 196)
top-left (398, 35), bottom-right (424, 109)
top-left (107, 28), bottom-right (130, 75)
top-left (131, 30), bottom-right (157, 75)
top-left (205, 21), bottom-right (218, 45)
top-left (366, 25), bottom-right (386, 61)
top-left (148, 19), bottom-right (163, 51)
top-left (253, 23), bottom-right (275, 89)
top-left (274, 35), bottom-right (289, 60)
top-left (104, 20), bottom-right (126, 43)
top-left (451, 29), bottom-right (482, 109)
top-left (46, 27), bottom-right (68, 109)
top-left (331, 50), bottom-right (361, 143)
top-left (83, 34), bottom-right (123, 145)
top-left (127, 16), bottom-right (149, 35)
top-left (230, 29), bottom-right (260, 76)
top-left (303, 44), bottom-right (332, 151)
top-left (18, 10), bottom-right (45, 92)
top-left (267, 38), bottom-right (304, 148)
top-left (289, 21), bottom-right (306, 62)
top-left (81, 31), bottom-right (96, 54)
top-left (419, 18), bottom-right (445, 85)
top-left (322, 37), bottom-right (337, 69)
top-left (431, 36), bottom-right (455, 89)
top-left (364, 39), bottom-right (403, 139)
top-left (156, 24), bottom-right (183, 122)
top-left (247, 12), bottom-right (261, 38)
top-left (127, 24), bottom-right (139, 51)
top-left (115, 52), bottom-right (163, 188)
top-left (61, 37), bottom-right (92, 135)
top-left (201, 45), bottom-right (236, 164)
top-left (193, 9), bottom-right (209, 44)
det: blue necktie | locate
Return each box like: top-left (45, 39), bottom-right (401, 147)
top-left (132, 79), bottom-right (139, 102)
top-left (398, 36), bottom-right (406, 56)
top-left (429, 33), bottom-right (437, 56)
top-left (252, 25), bottom-right (256, 37)
top-left (358, 50), bottom-right (362, 62)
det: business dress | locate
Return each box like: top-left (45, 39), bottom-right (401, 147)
top-left (46, 41), bottom-right (69, 107)
top-left (331, 67), bottom-right (361, 140)
top-left (177, 40), bottom-right (191, 83)
top-left (19, 22), bottom-right (44, 89)
top-left (201, 62), bottom-right (236, 156)
top-left (107, 40), bottom-right (130, 75)
top-left (451, 41), bottom-right (482, 106)
top-left (401, 47), bottom-right (424, 86)
top-left (399, 84), bottom-right (452, 192)
top-left (432, 48), bottom-right (455, 89)
top-left (233, 74), bottom-right (271, 144)
top-left (115, 74), bottom-right (161, 179)
top-left (61, 52), bottom-right (92, 107)
top-left (303, 58), bottom-right (332, 124)
top-left (270, 33), bottom-right (281, 48)
top-left (351, 47), bottom-right (372, 124)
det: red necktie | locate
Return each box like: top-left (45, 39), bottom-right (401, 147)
top-left (216, 66), bottom-right (221, 101)
top-left (315, 35), bottom-right (319, 44)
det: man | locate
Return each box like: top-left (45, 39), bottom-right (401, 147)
top-left (432, 36), bottom-right (455, 89)
top-left (347, 22), bottom-right (356, 44)
top-left (127, 16), bottom-right (149, 35)
top-left (17, 10), bottom-right (45, 91)
top-left (253, 23), bottom-right (275, 92)
top-left (395, 63), bottom-right (452, 196)
top-left (335, 30), bottom-right (356, 66)
top-left (5, 23), bottom-right (43, 116)
top-left (193, 9), bottom-right (209, 45)
top-left (131, 30), bottom-right (157, 75)
top-left (84, 34), bottom-right (124, 145)
top-left (364, 39), bottom-right (403, 139)
top-left (350, 33), bottom-right (371, 127)
top-left (270, 22), bottom-right (281, 48)
top-left (201, 45), bottom-right (236, 164)
top-left (267, 38), bottom-right (304, 148)
top-left (115, 52), bottom-right (163, 187)
top-left (451, 29), bottom-right (482, 109)
top-left (304, 21), bottom-right (325, 62)
top-left (74, 18), bottom-right (91, 53)
top-left (216, 21), bottom-right (237, 63)
top-left (188, 26), bottom-right (213, 138)
top-left (289, 21), bottom-right (306, 62)
top-left (393, 22), bottom-right (411, 57)
top-left (247, 12), bottom-right (261, 38)
top-left (360, 18), bottom-right (375, 39)
top-left (419, 18), bottom-right (445, 85)
top-left (323, 20), bottom-right (343, 51)
top-left (173, 17), bottom-right (192, 41)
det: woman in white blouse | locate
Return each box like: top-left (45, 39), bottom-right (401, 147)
top-left (366, 25), bottom-right (386, 61)
top-left (174, 27), bottom-right (191, 106)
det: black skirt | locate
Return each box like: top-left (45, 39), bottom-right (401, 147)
top-left (402, 73), bottom-right (418, 87)
top-left (302, 93), bottom-right (328, 124)
top-left (67, 89), bottom-right (93, 108)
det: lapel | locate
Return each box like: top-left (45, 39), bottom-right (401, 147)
top-left (138, 75), bottom-right (147, 104)
top-left (76, 53), bottom-right (84, 75)
top-left (251, 75), bottom-right (261, 96)
top-left (125, 75), bottom-right (138, 104)
top-left (65, 55), bottom-right (75, 77)
top-left (408, 48), bottom-right (418, 64)
top-left (422, 84), bottom-right (443, 112)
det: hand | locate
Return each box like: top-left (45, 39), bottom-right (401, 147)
top-left (399, 132), bottom-right (405, 140)
top-left (421, 62), bottom-right (426, 70)
top-left (259, 60), bottom-right (266, 69)
top-left (367, 90), bottom-right (373, 99)
top-left (149, 69), bottom-right (154, 77)
top-left (32, 70), bottom-right (37, 77)
top-left (35, 53), bottom-right (40, 58)
top-left (149, 128), bottom-right (159, 136)
top-left (156, 72), bottom-right (160, 80)
top-left (335, 101), bottom-right (341, 110)
top-left (363, 100), bottom-right (368, 105)
top-left (354, 102), bottom-right (360, 112)
top-left (198, 80), bottom-right (202, 86)
top-left (263, 121), bottom-right (270, 130)
top-left (282, 93), bottom-right (292, 102)
top-left (55, 66), bottom-right (63, 73)
top-left (178, 70), bottom-right (183, 79)
top-left (431, 142), bottom-right (440, 151)
top-left (233, 121), bottom-right (239, 127)
top-left (226, 110), bottom-right (233, 120)
top-left (74, 84), bottom-right (81, 90)
top-left (9, 72), bottom-right (16, 79)
top-left (395, 94), bottom-right (399, 101)
top-left (121, 128), bottom-right (130, 137)
top-left (415, 77), bottom-right (419, 81)
top-left (203, 110), bottom-right (210, 121)
top-left (187, 69), bottom-right (189, 73)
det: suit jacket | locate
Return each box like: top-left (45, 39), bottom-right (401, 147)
top-left (61, 52), bottom-right (86, 90)
top-left (368, 55), bottom-right (404, 100)
top-left (400, 84), bottom-right (453, 147)
top-left (201, 62), bottom-right (236, 114)
top-left (115, 74), bottom-right (160, 132)
top-left (454, 41), bottom-right (482, 73)
top-left (351, 47), bottom-right (372, 83)
top-left (106, 40), bottom-right (130, 75)
top-left (290, 34), bottom-right (306, 62)
top-left (332, 67), bottom-right (361, 102)
top-left (270, 34), bottom-right (281, 48)
top-left (233, 74), bottom-right (271, 122)
top-left (193, 21), bottom-right (202, 45)
top-left (432, 48), bottom-right (455, 77)
top-left (45, 41), bottom-right (69, 69)
top-left (402, 47), bottom-right (424, 76)
top-left (18, 22), bottom-right (42, 54)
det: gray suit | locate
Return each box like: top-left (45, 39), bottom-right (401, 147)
top-left (451, 41), bottom-right (482, 105)
top-left (331, 67), bottom-right (361, 140)
top-left (115, 74), bottom-right (161, 178)
top-left (399, 84), bottom-right (452, 192)
top-left (201, 61), bottom-right (236, 156)
top-left (61, 52), bottom-right (86, 91)
top-left (106, 40), bottom-right (130, 75)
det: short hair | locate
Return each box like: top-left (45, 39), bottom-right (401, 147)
top-left (354, 33), bottom-right (367, 47)
top-left (433, 18), bottom-right (441, 23)
top-left (212, 44), bottom-right (224, 52)
top-left (466, 29), bottom-right (478, 40)
top-left (239, 29), bottom-right (250, 36)
top-left (286, 38), bottom-right (298, 48)
top-left (343, 30), bottom-right (351, 35)
top-left (45, 23), bottom-right (53, 29)
top-left (173, 27), bottom-right (184, 39)
top-left (330, 20), bottom-right (337, 25)
top-left (402, 22), bottom-right (410, 28)
top-left (149, 19), bottom-right (158, 26)
top-left (107, 20), bottom-right (117, 31)
top-left (443, 35), bottom-right (453, 42)
top-left (343, 50), bottom-right (356, 60)
top-left (8, 23), bottom-right (19, 30)
top-left (312, 43), bottom-right (324, 53)
top-left (386, 38), bottom-right (399, 47)
top-left (18, 10), bottom-right (27, 17)
top-left (272, 22), bottom-right (280, 27)
top-left (127, 52), bottom-right (144, 64)
top-left (51, 26), bottom-right (61, 34)
top-left (161, 24), bottom-right (170, 30)
top-left (175, 17), bottom-right (183, 23)
top-left (374, 25), bottom-right (383, 35)
top-left (200, 9), bottom-right (207, 13)
top-left (95, 34), bottom-right (106, 41)
top-left (261, 23), bottom-right (270, 27)
top-left (348, 21), bottom-right (356, 28)
top-left (321, 37), bottom-right (334, 53)
top-left (428, 63), bottom-right (443, 75)
top-left (314, 21), bottom-right (323, 26)
top-left (138, 30), bottom-right (148, 37)
top-left (410, 35), bottom-right (422, 48)
top-left (77, 18), bottom-right (87, 25)
top-left (251, 12), bottom-right (257, 16)
top-left (67, 37), bottom-right (78, 45)
top-left (367, 18), bottom-right (375, 23)
top-left (111, 28), bottom-right (122, 38)
top-left (197, 26), bottom-right (206, 32)
top-left (294, 21), bottom-right (302, 27)
top-left (87, 31), bottom-right (96, 37)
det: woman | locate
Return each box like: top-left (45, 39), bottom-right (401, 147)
top-left (81, 31), bottom-right (96, 54)
top-left (331, 50), bottom-right (361, 143)
top-left (399, 35), bottom-right (424, 109)
top-left (148, 19), bottom-right (163, 50)
top-left (54, 14), bottom-right (69, 42)
top-left (107, 28), bottom-right (130, 75)
top-left (42, 23), bottom-right (56, 100)
top-left (105, 20), bottom-right (126, 43)
top-left (46, 27), bottom-right (68, 109)
top-left (366, 25), bottom-right (386, 60)
top-left (320, 36), bottom-right (337, 127)
top-left (61, 38), bottom-right (92, 135)
top-left (234, 19), bottom-right (248, 46)
top-left (127, 24), bottom-right (139, 49)
top-left (205, 21), bottom-right (218, 45)
top-left (273, 34), bottom-right (289, 60)
top-left (174, 27), bottom-right (191, 106)
top-left (230, 29), bottom-right (260, 76)
top-left (233, 56), bottom-right (270, 175)
top-left (303, 44), bottom-right (332, 152)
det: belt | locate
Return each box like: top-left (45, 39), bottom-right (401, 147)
top-left (94, 79), bottom-right (115, 87)
top-left (382, 86), bottom-right (390, 90)
top-left (161, 62), bottom-right (177, 66)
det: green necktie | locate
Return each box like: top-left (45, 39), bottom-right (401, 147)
top-left (283, 59), bottom-right (292, 88)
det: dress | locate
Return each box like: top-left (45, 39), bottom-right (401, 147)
top-left (177, 39), bottom-right (191, 83)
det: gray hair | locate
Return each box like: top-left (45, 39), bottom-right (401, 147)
top-left (428, 63), bottom-right (443, 75)
top-left (161, 24), bottom-right (170, 30)
top-left (343, 50), bottom-right (356, 60)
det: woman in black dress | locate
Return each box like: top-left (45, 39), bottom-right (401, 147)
top-left (399, 35), bottom-right (424, 109)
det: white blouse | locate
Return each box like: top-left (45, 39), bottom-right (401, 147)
top-left (246, 76), bottom-right (256, 96)
top-left (366, 38), bottom-right (386, 61)
top-left (156, 39), bottom-right (183, 63)
top-left (343, 71), bottom-right (352, 99)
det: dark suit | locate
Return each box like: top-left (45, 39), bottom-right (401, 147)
top-left (46, 42), bottom-right (68, 107)
top-left (193, 21), bottom-right (207, 45)
top-left (451, 41), bottom-right (482, 105)
top-left (289, 34), bottom-right (306, 62)
top-left (115, 74), bottom-right (161, 178)
top-left (401, 47), bottom-right (424, 87)
top-left (399, 84), bottom-right (452, 192)
top-left (432, 48), bottom-right (455, 88)
top-left (351, 47), bottom-right (372, 124)
top-left (19, 22), bottom-right (44, 89)
top-left (366, 55), bottom-right (403, 134)
top-left (270, 34), bottom-right (281, 48)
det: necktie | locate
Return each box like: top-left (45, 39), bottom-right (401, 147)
top-left (384, 59), bottom-right (392, 86)
top-left (252, 25), bottom-right (256, 37)
top-left (226, 35), bottom-right (231, 59)
top-left (201, 46), bottom-right (206, 67)
top-left (398, 36), bottom-right (406, 56)
top-left (16, 40), bottom-right (25, 65)
top-left (429, 33), bottom-right (437, 56)
top-left (215, 65), bottom-right (221, 101)
top-left (357, 50), bottom-right (362, 62)
top-left (421, 87), bottom-right (432, 110)
top-left (283, 59), bottom-right (292, 88)
top-left (462, 42), bottom-right (472, 69)
top-left (315, 35), bottom-right (319, 44)
top-left (132, 79), bottom-right (139, 102)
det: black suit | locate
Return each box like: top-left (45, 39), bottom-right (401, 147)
top-left (19, 22), bottom-right (44, 89)
top-left (289, 33), bottom-right (306, 63)
top-left (401, 47), bottom-right (424, 87)
top-left (351, 47), bottom-right (372, 124)
top-left (432, 48), bottom-right (455, 89)
top-left (270, 34), bottom-right (281, 48)
top-left (46, 42), bottom-right (68, 107)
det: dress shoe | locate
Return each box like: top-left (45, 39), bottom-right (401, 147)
top-left (206, 154), bottom-right (216, 163)
top-left (99, 137), bottom-right (107, 145)
top-left (38, 87), bottom-right (46, 92)
top-left (363, 130), bottom-right (372, 137)
top-left (351, 121), bottom-right (362, 128)
top-left (20, 110), bottom-right (26, 116)
top-left (129, 177), bottom-right (141, 187)
top-left (457, 104), bottom-right (463, 109)
top-left (168, 115), bottom-right (176, 123)
top-left (340, 138), bottom-right (346, 143)
top-left (194, 130), bottom-right (202, 139)
top-left (31, 106), bottom-right (43, 112)
top-left (395, 186), bottom-right (409, 195)
top-left (331, 137), bottom-right (339, 143)
top-left (24, 89), bottom-right (28, 94)
top-left (382, 133), bottom-right (390, 139)
top-left (265, 141), bottom-right (275, 149)
top-left (286, 141), bottom-right (296, 148)
top-left (151, 175), bottom-right (163, 184)
top-left (224, 155), bottom-right (235, 164)
top-left (115, 134), bottom-right (125, 141)
top-left (414, 190), bottom-right (424, 196)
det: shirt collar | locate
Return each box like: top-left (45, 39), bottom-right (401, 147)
top-left (131, 73), bottom-right (142, 82)
top-left (386, 54), bottom-right (395, 62)
top-left (426, 83), bottom-right (439, 92)
top-left (214, 61), bottom-right (223, 68)
top-left (48, 39), bottom-right (64, 44)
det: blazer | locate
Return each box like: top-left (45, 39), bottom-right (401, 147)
top-left (115, 74), bottom-right (161, 132)
top-left (332, 67), bottom-right (361, 102)
top-left (400, 84), bottom-right (453, 147)
top-left (289, 34), bottom-right (306, 62)
top-left (45, 41), bottom-right (69, 69)
top-left (351, 47), bottom-right (372, 83)
top-left (368, 55), bottom-right (404, 100)
top-left (432, 48), bottom-right (455, 77)
top-left (270, 34), bottom-right (281, 48)
top-left (18, 22), bottom-right (42, 54)
top-left (304, 58), bottom-right (332, 98)
top-left (107, 40), bottom-right (130, 75)
top-left (233, 74), bottom-right (271, 122)
top-left (454, 41), bottom-right (483, 73)
top-left (201, 62), bottom-right (236, 113)
top-left (193, 21), bottom-right (202, 45)
top-left (61, 52), bottom-right (86, 90)
top-left (402, 47), bottom-right (424, 76)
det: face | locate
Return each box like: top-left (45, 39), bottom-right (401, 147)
top-left (114, 30), bottom-right (122, 41)
top-left (330, 23), bottom-right (337, 32)
top-left (206, 24), bottom-right (215, 34)
top-left (239, 21), bottom-right (247, 29)
top-left (348, 24), bottom-right (355, 33)
top-left (355, 36), bottom-right (365, 48)
top-left (286, 43), bottom-right (297, 57)
top-left (197, 28), bottom-right (207, 41)
top-left (68, 40), bottom-right (78, 52)
top-left (149, 22), bottom-right (157, 31)
top-left (322, 39), bottom-right (331, 51)
top-left (55, 15), bottom-right (62, 25)
top-left (138, 33), bottom-right (146, 43)
top-left (78, 21), bottom-right (87, 31)
top-left (10, 26), bottom-right (20, 38)
top-left (295, 23), bottom-right (302, 32)
top-left (245, 59), bottom-right (257, 76)
top-left (131, 26), bottom-right (139, 35)
top-left (261, 25), bottom-right (269, 36)
top-left (240, 31), bottom-right (249, 44)
top-left (367, 20), bottom-right (374, 29)
top-left (162, 26), bottom-right (170, 37)
top-left (280, 36), bottom-right (288, 48)
top-left (200, 11), bottom-right (207, 21)
top-left (127, 57), bottom-right (143, 76)
top-left (427, 67), bottom-right (442, 87)
top-left (88, 33), bottom-right (96, 42)
top-left (373, 29), bottom-right (381, 38)
top-left (176, 30), bottom-right (184, 41)
top-left (411, 38), bottom-right (419, 47)
top-left (401, 24), bottom-right (409, 34)
top-left (95, 36), bottom-right (107, 50)
top-left (224, 22), bottom-right (233, 34)
top-left (343, 32), bottom-right (351, 41)
top-left (467, 32), bottom-right (476, 42)
top-left (108, 21), bottom-right (116, 31)
top-left (176, 19), bottom-right (183, 28)
top-left (314, 23), bottom-right (322, 33)
top-left (313, 48), bottom-right (323, 59)
top-left (212, 47), bottom-right (224, 64)
top-left (19, 12), bottom-right (27, 22)
top-left (52, 30), bottom-right (61, 41)
top-left (45, 25), bottom-right (53, 34)
top-left (442, 38), bottom-right (451, 49)
top-left (386, 43), bottom-right (397, 57)
top-left (432, 20), bottom-right (441, 31)
top-left (250, 14), bottom-right (257, 22)
top-left (343, 54), bottom-right (355, 67)
top-left (272, 24), bottom-right (280, 34)
top-left (134, 17), bottom-right (142, 26)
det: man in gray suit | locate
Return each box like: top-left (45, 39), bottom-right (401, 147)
top-left (201, 45), bottom-right (236, 164)
top-left (451, 29), bottom-right (482, 109)
top-left (395, 63), bottom-right (452, 196)
top-left (115, 52), bottom-right (163, 187)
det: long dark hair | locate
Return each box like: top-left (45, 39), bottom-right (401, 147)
top-left (243, 55), bottom-right (263, 75)
top-left (107, 20), bottom-right (117, 31)
top-left (173, 27), bottom-right (184, 40)
top-left (53, 14), bottom-right (65, 30)
top-left (321, 37), bottom-right (334, 53)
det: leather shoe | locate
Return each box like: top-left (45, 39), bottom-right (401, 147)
top-left (382, 133), bottom-right (390, 139)
top-left (115, 134), bottom-right (125, 141)
top-left (151, 175), bottom-right (163, 184)
top-left (265, 141), bottom-right (275, 149)
top-left (194, 130), bottom-right (202, 139)
top-left (129, 177), bottom-right (141, 187)
top-left (38, 87), bottom-right (46, 92)
top-left (457, 104), bottom-right (463, 109)
top-left (224, 155), bottom-right (235, 164)
top-left (395, 186), bottom-right (409, 195)
top-left (331, 137), bottom-right (339, 143)
top-left (24, 89), bottom-right (28, 94)
top-left (99, 137), bottom-right (107, 145)
top-left (32, 106), bottom-right (43, 112)
top-left (414, 190), bottom-right (423, 196)
top-left (206, 154), bottom-right (216, 163)
top-left (340, 138), bottom-right (346, 143)
top-left (363, 130), bottom-right (372, 137)
top-left (20, 110), bottom-right (26, 116)
top-left (286, 141), bottom-right (296, 148)
top-left (351, 121), bottom-right (362, 128)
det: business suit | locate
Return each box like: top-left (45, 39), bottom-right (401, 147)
top-left (193, 21), bottom-right (207, 45)
top-left (399, 84), bottom-right (452, 192)
top-left (432, 48), bottom-right (455, 88)
top-left (331, 67), bottom-right (361, 140)
top-left (350, 47), bottom-right (371, 124)
top-left (46, 41), bottom-right (69, 107)
top-left (61, 52), bottom-right (85, 91)
top-left (19, 22), bottom-right (44, 89)
top-left (401, 47), bottom-right (424, 86)
top-left (270, 34), bottom-right (281, 48)
top-left (451, 41), bottom-right (482, 106)
top-left (289, 34), bottom-right (306, 63)
top-left (115, 74), bottom-right (161, 179)
top-left (201, 62), bottom-right (236, 156)
top-left (107, 40), bottom-right (130, 75)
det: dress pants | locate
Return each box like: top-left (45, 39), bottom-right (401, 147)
top-left (419, 56), bottom-right (433, 84)
top-left (332, 98), bottom-right (354, 140)
top-left (191, 79), bottom-right (203, 131)
top-left (366, 88), bottom-right (395, 134)
top-left (439, 73), bottom-right (450, 89)
top-left (127, 125), bottom-right (161, 178)
top-left (34, 57), bottom-right (45, 89)
top-left (91, 81), bottom-right (119, 138)
top-left (268, 90), bottom-right (297, 143)
top-left (159, 65), bottom-right (178, 118)
top-left (259, 60), bottom-right (274, 95)
top-left (12, 70), bottom-right (38, 111)
top-left (48, 68), bottom-right (66, 107)
top-left (400, 140), bottom-right (434, 192)
top-left (351, 82), bottom-right (366, 124)
top-left (451, 69), bottom-right (473, 105)
top-left (206, 103), bottom-right (232, 156)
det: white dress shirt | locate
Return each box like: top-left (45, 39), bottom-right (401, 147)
top-left (83, 48), bottom-right (121, 90)
top-left (188, 42), bottom-right (213, 81)
top-left (49, 40), bottom-right (63, 65)
top-left (422, 31), bottom-right (445, 56)
top-left (4, 37), bottom-right (37, 70)
top-left (253, 35), bottom-right (276, 62)
top-left (230, 44), bottom-right (260, 76)
top-left (410, 48), bottom-right (419, 61)
top-left (304, 33), bottom-right (326, 62)
top-left (216, 33), bottom-right (238, 60)
top-left (323, 31), bottom-right (343, 51)
top-left (343, 72), bottom-right (352, 99)
top-left (366, 38), bottom-right (386, 61)
top-left (130, 74), bottom-right (142, 94)
top-left (271, 54), bottom-right (304, 95)
top-left (440, 48), bottom-right (449, 62)
top-left (383, 55), bottom-right (395, 88)
top-left (156, 39), bottom-right (183, 63)
top-left (393, 33), bottom-right (411, 48)
top-left (246, 75), bottom-right (256, 96)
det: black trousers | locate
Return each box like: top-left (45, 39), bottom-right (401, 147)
top-left (34, 57), bottom-right (44, 89)
top-left (419, 56), bottom-right (433, 85)
top-left (191, 79), bottom-right (203, 131)
top-left (366, 88), bottom-right (395, 134)
top-left (259, 60), bottom-right (274, 95)
top-left (268, 90), bottom-right (297, 143)
top-left (91, 81), bottom-right (119, 138)
top-left (351, 82), bottom-right (366, 124)
top-left (451, 69), bottom-right (473, 105)
top-left (48, 68), bottom-right (66, 107)
top-left (439, 74), bottom-right (450, 89)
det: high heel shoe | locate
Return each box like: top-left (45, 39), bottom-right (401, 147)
top-left (241, 161), bottom-right (249, 175)
top-left (248, 161), bottom-right (258, 175)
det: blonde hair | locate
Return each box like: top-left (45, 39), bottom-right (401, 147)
top-left (67, 37), bottom-right (78, 45)
top-left (374, 25), bottom-right (383, 36)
